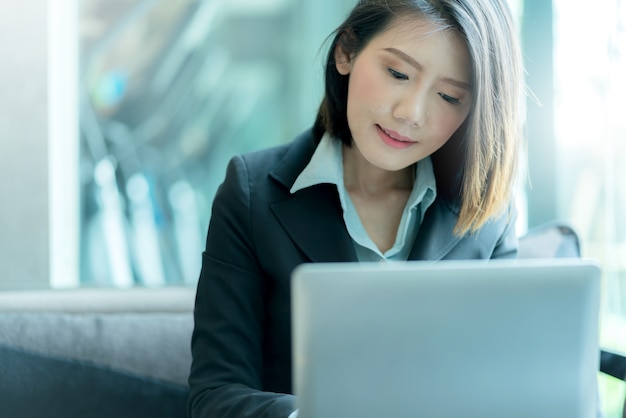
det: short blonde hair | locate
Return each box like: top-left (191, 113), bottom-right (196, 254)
top-left (314, 0), bottom-right (526, 236)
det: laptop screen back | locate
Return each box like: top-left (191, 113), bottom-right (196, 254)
top-left (291, 259), bottom-right (601, 418)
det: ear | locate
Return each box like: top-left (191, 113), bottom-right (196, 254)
top-left (334, 40), bottom-right (353, 75)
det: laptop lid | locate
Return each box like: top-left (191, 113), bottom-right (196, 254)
top-left (291, 259), bottom-right (601, 418)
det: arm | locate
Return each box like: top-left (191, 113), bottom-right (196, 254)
top-left (188, 155), bottom-right (296, 418)
top-left (490, 203), bottom-right (519, 259)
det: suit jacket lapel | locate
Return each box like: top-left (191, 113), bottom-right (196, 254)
top-left (268, 130), bottom-right (357, 263)
top-left (271, 185), bottom-right (357, 262)
top-left (409, 198), bottom-right (463, 260)
top-left (273, 188), bottom-right (462, 263)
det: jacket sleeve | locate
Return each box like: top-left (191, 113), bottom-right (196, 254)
top-left (188, 155), bottom-right (296, 418)
top-left (489, 203), bottom-right (519, 259)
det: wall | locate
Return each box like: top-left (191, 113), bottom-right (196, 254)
top-left (0, 2), bottom-right (50, 288)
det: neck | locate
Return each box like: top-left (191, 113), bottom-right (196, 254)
top-left (342, 144), bottom-right (414, 196)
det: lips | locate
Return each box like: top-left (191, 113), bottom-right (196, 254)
top-left (376, 125), bottom-right (417, 149)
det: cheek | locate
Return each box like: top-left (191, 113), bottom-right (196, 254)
top-left (347, 65), bottom-right (387, 111)
top-left (431, 110), bottom-right (468, 145)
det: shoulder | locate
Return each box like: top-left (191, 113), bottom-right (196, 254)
top-left (418, 197), bottom-right (517, 260)
top-left (214, 129), bottom-right (318, 206)
top-left (208, 130), bottom-right (318, 238)
top-left (235, 128), bottom-right (318, 189)
top-left (238, 139), bottom-right (293, 171)
top-left (463, 202), bottom-right (518, 259)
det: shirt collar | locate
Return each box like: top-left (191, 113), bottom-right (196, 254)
top-left (290, 132), bottom-right (437, 212)
top-left (290, 133), bottom-right (344, 193)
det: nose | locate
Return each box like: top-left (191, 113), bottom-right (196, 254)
top-left (392, 86), bottom-right (427, 127)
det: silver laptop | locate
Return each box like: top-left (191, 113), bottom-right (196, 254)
top-left (291, 259), bottom-right (602, 418)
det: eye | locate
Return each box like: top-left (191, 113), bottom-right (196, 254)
top-left (387, 68), bottom-right (408, 80)
top-left (439, 93), bottom-right (461, 105)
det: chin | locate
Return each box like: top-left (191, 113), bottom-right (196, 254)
top-left (365, 156), bottom-right (415, 173)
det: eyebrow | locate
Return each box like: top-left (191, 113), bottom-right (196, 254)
top-left (383, 47), bottom-right (472, 91)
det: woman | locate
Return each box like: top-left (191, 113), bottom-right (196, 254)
top-left (188, 0), bottom-right (525, 417)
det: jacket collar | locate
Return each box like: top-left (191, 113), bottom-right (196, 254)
top-left (268, 129), bottom-right (462, 262)
top-left (269, 130), bottom-right (357, 262)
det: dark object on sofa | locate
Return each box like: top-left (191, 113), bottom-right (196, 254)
top-left (600, 349), bottom-right (626, 382)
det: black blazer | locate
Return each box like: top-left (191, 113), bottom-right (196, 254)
top-left (188, 129), bottom-right (518, 418)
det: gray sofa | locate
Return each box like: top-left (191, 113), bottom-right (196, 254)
top-left (0, 222), bottom-right (615, 418)
top-left (0, 287), bottom-right (195, 418)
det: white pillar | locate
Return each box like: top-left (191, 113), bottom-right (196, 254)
top-left (48, 0), bottom-right (80, 288)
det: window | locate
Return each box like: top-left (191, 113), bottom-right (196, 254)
top-left (553, 0), bottom-right (626, 415)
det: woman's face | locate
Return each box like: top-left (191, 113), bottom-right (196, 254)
top-left (336, 16), bottom-right (472, 172)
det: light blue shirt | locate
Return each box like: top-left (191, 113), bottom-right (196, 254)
top-left (290, 133), bottom-right (437, 262)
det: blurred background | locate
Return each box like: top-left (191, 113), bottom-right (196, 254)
top-left (0, 0), bottom-right (625, 414)
top-left (75, 0), bottom-right (350, 288)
